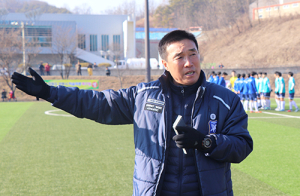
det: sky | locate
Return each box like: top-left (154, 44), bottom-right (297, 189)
top-left (40, 0), bottom-right (165, 14)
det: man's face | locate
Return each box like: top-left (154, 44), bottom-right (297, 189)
top-left (231, 72), bottom-right (236, 77)
top-left (162, 39), bottom-right (201, 86)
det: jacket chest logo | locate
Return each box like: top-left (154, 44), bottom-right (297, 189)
top-left (144, 99), bottom-right (165, 113)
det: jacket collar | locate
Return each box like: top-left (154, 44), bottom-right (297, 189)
top-left (159, 70), bottom-right (207, 93)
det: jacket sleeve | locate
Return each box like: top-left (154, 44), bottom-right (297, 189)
top-left (208, 95), bottom-right (253, 163)
top-left (47, 85), bottom-right (136, 125)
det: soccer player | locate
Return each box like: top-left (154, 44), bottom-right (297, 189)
top-left (254, 72), bottom-right (263, 108)
top-left (207, 71), bottom-right (215, 82)
top-left (248, 72), bottom-right (261, 113)
top-left (277, 72), bottom-right (286, 111)
top-left (234, 74), bottom-right (242, 102)
top-left (218, 72), bottom-right (227, 87)
top-left (213, 72), bottom-right (219, 84)
top-left (261, 72), bottom-right (271, 110)
top-left (230, 70), bottom-right (237, 92)
top-left (241, 73), bottom-right (249, 112)
top-left (274, 72), bottom-right (280, 111)
top-left (287, 72), bottom-right (299, 112)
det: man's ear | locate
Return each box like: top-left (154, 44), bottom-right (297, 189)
top-left (162, 59), bottom-right (168, 71)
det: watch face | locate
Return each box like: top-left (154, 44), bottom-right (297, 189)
top-left (203, 138), bottom-right (212, 148)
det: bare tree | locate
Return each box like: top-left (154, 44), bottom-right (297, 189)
top-left (72, 3), bottom-right (92, 15)
top-left (0, 28), bottom-right (22, 92)
top-left (51, 26), bottom-right (78, 79)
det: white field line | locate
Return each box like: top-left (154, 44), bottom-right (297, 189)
top-left (249, 117), bottom-right (289, 119)
top-left (45, 109), bottom-right (74, 117)
top-left (261, 111), bottom-right (300, 119)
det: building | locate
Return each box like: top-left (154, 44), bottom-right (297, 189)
top-left (250, 0), bottom-right (300, 20)
top-left (0, 13), bottom-right (135, 67)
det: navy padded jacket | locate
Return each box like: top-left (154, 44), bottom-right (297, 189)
top-left (47, 70), bottom-right (253, 196)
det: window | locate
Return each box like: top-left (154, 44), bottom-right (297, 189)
top-left (259, 9), bottom-right (263, 12)
top-left (259, 15), bottom-right (263, 18)
top-left (266, 7), bottom-right (271, 11)
top-left (283, 5), bottom-right (289, 9)
top-left (113, 35), bottom-right (121, 51)
top-left (101, 35), bottom-right (109, 51)
top-left (25, 26), bottom-right (52, 47)
top-left (78, 34), bottom-right (86, 50)
top-left (292, 3), bottom-right (299, 7)
top-left (274, 6), bottom-right (278, 10)
top-left (90, 34), bottom-right (97, 51)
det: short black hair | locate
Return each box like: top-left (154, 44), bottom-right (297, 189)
top-left (259, 72), bottom-right (263, 75)
top-left (252, 71), bottom-right (257, 76)
top-left (288, 72), bottom-right (294, 76)
top-left (232, 70), bottom-right (236, 73)
top-left (223, 72), bottom-right (228, 76)
top-left (242, 73), bottom-right (245, 78)
top-left (218, 72), bottom-right (222, 75)
top-left (237, 73), bottom-right (241, 78)
top-left (158, 30), bottom-right (198, 60)
top-left (278, 72), bottom-right (282, 77)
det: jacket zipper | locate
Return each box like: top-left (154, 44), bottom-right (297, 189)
top-left (178, 87), bottom-right (185, 196)
top-left (191, 86), bottom-right (205, 196)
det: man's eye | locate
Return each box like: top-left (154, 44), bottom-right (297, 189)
top-left (176, 56), bottom-right (183, 60)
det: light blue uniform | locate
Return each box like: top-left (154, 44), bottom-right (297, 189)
top-left (255, 78), bottom-right (263, 93)
top-left (261, 77), bottom-right (271, 93)
top-left (278, 77), bottom-right (285, 93)
top-left (289, 77), bottom-right (295, 94)
top-left (274, 78), bottom-right (279, 93)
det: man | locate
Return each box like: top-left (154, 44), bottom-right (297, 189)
top-left (230, 70), bottom-right (237, 92)
top-left (207, 71), bottom-right (214, 83)
top-left (241, 73), bottom-right (249, 112)
top-left (234, 74), bottom-right (242, 102)
top-left (247, 72), bottom-right (261, 113)
top-left (218, 72), bottom-right (227, 87)
top-left (212, 72), bottom-right (219, 84)
top-left (274, 72), bottom-right (280, 111)
top-left (277, 72), bottom-right (286, 111)
top-left (254, 72), bottom-right (263, 108)
top-left (39, 61), bottom-right (44, 76)
top-left (76, 60), bottom-right (82, 76)
top-left (12, 30), bottom-right (252, 196)
top-left (261, 73), bottom-right (271, 110)
top-left (287, 72), bottom-right (299, 112)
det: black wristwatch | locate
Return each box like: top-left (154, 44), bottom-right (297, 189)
top-left (202, 137), bottom-right (212, 149)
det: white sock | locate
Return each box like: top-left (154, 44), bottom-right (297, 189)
top-left (292, 100), bottom-right (298, 109)
top-left (281, 101), bottom-right (285, 110)
top-left (262, 99), bottom-right (266, 108)
top-left (249, 101), bottom-right (253, 112)
top-left (267, 100), bottom-right (271, 108)
top-left (244, 100), bottom-right (248, 111)
top-left (289, 102), bottom-right (293, 110)
top-left (257, 99), bottom-right (261, 107)
top-left (276, 99), bottom-right (280, 108)
top-left (254, 101), bottom-right (258, 111)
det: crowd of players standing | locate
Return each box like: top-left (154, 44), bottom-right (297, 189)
top-left (208, 71), bottom-right (299, 113)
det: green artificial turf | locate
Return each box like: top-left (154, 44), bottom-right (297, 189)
top-left (0, 100), bottom-right (300, 195)
top-left (0, 102), bottom-right (33, 142)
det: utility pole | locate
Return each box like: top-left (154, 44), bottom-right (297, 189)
top-left (145, 0), bottom-right (151, 82)
top-left (21, 22), bottom-right (26, 75)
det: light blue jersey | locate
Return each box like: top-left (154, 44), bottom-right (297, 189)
top-left (275, 77), bottom-right (279, 93)
top-left (262, 77), bottom-right (271, 93)
top-left (255, 78), bottom-right (263, 93)
top-left (247, 76), bottom-right (257, 94)
top-left (289, 77), bottom-right (295, 94)
top-left (279, 77), bottom-right (285, 93)
top-left (234, 78), bottom-right (241, 92)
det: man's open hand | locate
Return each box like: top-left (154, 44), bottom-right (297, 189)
top-left (11, 67), bottom-right (50, 100)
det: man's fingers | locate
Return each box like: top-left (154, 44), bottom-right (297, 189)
top-left (172, 134), bottom-right (184, 141)
top-left (12, 78), bottom-right (25, 86)
top-left (15, 84), bottom-right (27, 92)
top-left (11, 72), bottom-right (28, 81)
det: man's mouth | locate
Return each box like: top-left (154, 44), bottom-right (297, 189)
top-left (185, 71), bottom-right (195, 76)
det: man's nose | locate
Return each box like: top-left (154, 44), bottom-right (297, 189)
top-left (184, 56), bottom-right (193, 67)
